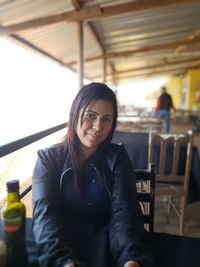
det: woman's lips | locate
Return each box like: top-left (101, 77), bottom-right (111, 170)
top-left (87, 132), bottom-right (100, 140)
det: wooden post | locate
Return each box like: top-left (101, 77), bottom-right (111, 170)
top-left (103, 54), bottom-right (107, 83)
top-left (77, 20), bottom-right (84, 88)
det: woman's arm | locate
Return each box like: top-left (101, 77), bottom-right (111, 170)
top-left (109, 146), bottom-right (155, 267)
top-left (32, 148), bottom-right (83, 267)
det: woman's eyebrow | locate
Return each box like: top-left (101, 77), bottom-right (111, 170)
top-left (103, 114), bottom-right (113, 118)
top-left (85, 109), bottom-right (113, 117)
top-left (85, 109), bottom-right (98, 115)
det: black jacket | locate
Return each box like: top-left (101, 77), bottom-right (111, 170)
top-left (32, 142), bottom-right (154, 267)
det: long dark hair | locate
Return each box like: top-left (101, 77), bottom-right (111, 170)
top-left (65, 82), bottom-right (118, 191)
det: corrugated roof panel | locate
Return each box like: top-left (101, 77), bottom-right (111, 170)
top-left (83, 24), bottom-right (103, 58)
top-left (0, 0), bottom-right (200, 82)
top-left (80, 0), bottom-right (135, 7)
top-left (18, 22), bottom-right (78, 63)
top-left (0, 0), bottom-right (73, 25)
top-left (91, 2), bottom-right (200, 52)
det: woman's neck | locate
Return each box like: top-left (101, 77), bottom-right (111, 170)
top-left (78, 144), bottom-right (97, 166)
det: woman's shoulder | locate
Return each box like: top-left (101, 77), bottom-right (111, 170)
top-left (108, 142), bottom-right (126, 152)
top-left (106, 142), bottom-right (128, 159)
top-left (38, 142), bottom-right (67, 159)
top-left (105, 143), bottom-right (131, 171)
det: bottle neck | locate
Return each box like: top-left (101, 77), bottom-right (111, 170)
top-left (7, 191), bottom-right (20, 203)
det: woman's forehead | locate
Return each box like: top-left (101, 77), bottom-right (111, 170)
top-left (85, 100), bottom-right (113, 114)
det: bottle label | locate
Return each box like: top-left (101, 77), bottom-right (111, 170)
top-left (2, 216), bottom-right (27, 267)
top-left (2, 217), bottom-right (23, 233)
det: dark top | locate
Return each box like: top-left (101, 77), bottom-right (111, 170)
top-left (156, 92), bottom-right (174, 111)
top-left (32, 142), bottom-right (154, 267)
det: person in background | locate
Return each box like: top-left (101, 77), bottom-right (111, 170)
top-left (32, 82), bottom-right (154, 267)
top-left (156, 85), bottom-right (175, 133)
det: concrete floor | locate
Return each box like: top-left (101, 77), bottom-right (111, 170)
top-left (154, 197), bottom-right (200, 238)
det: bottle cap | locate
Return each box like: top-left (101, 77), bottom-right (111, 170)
top-left (6, 180), bottom-right (20, 192)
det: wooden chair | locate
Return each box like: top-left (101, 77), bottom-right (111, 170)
top-left (135, 163), bottom-right (155, 232)
top-left (148, 131), bottom-right (193, 235)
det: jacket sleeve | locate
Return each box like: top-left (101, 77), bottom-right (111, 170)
top-left (32, 148), bottom-right (84, 267)
top-left (109, 146), bottom-right (155, 267)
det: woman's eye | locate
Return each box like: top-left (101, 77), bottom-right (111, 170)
top-left (86, 113), bottom-right (96, 119)
top-left (102, 117), bottom-right (111, 123)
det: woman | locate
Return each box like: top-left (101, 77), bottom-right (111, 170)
top-left (32, 82), bottom-right (154, 267)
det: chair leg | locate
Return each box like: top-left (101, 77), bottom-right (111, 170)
top-left (167, 196), bottom-right (172, 213)
top-left (180, 197), bottom-right (187, 235)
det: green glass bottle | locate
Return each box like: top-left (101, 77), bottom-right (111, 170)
top-left (1, 180), bottom-right (28, 267)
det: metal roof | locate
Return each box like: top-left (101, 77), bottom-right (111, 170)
top-left (1, 0), bottom-right (200, 84)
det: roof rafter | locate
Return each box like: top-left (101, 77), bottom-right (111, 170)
top-left (92, 59), bottom-right (200, 81)
top-left (117, 57), bottom-right (200, 74)
top-left (71, 0), bottom-right (115, 79)
top-left (0, 0), bottom-right (198, 35)
top-left (66, 34), bottom-right (200, 66)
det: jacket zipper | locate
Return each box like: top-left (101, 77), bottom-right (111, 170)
top-left (90, 163), bottom-right (112, 201)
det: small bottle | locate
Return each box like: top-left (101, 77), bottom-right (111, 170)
top-left (1, 180), bottom-right (28, 267)
top-left (0, 240), bottom-right (7, 267)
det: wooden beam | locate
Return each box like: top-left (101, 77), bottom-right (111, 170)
top-left (92, 61), bottom-right (200, 81)
top-left (120, 63), bottom-right (200, 78)
top-left (71, 0), bottom-right (116, 83)
top-left (66, 36), bottom-right (200, 65)
top-left (77, 21), bottom-right (84, 88)
top-left (0, 0), bottom-right (198, 34)
top-left (122, 68), bottom-right (187, 79)
top-left (71, 0), bottom-right (81, 11)
top-left (118, 59), bottom-right (200, 77)
top-left (103, 55), bottom-right (107, 83)
top-left (0, 5), bottom-right (101, 35)
top-left (107, 68), bottom-right (187, 82)
top-left (102, 37), bottom-right (200, 59)
top-left (118, 57), bottom-right (200, 73)
top-left (96, 0), bottom-right (198, 20)
top-left (71, 0), bottom-right (108, 83)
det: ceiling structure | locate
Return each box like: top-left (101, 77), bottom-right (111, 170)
top-left (1, 0), bottom-right (200, 85)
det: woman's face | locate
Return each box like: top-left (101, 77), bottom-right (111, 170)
top-left (76, 99), bottom-right (114, 156)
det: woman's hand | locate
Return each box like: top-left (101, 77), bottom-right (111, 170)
top-left (63, 264), bottom-right (76, 267)
top-left (124, 260), bottom-right (140, 267)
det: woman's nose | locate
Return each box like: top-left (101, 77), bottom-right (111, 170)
top-left (93, 119), bottom-right (102, 131)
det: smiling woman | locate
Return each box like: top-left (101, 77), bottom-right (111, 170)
top-left (31, 82), bottom-right (155, 267)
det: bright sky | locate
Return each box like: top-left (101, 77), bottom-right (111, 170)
top-left (0, 37), bottom-right (79, 145)
top-left (0, 37), bottom-right (167, 145)
top-left (117, 77), bottom-right (168, 108)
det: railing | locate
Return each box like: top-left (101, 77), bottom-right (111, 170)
top-left (0, 122), bottom-right (67, 199)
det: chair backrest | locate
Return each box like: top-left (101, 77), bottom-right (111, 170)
top-left (134, 163), bottom-right (155, 232)
top-left (148, 131), bottom-right (193, 192)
